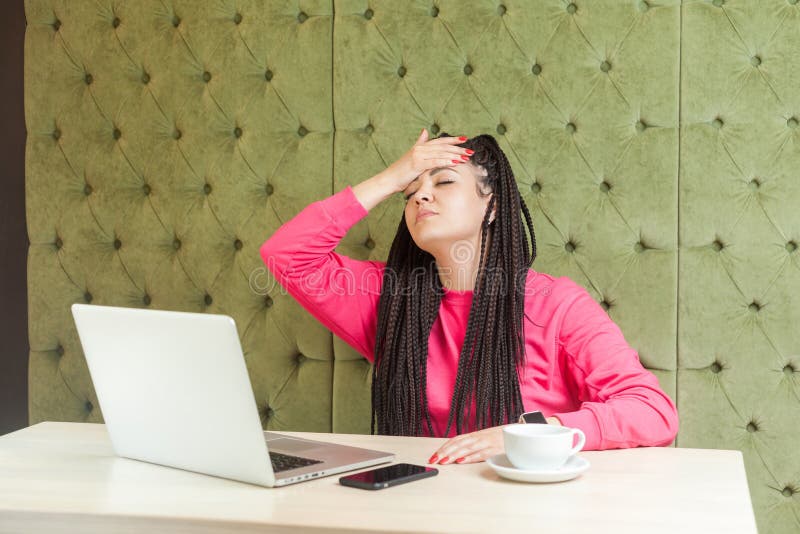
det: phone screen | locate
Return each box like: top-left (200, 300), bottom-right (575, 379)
top-left (344, 463), bottom-right (433, 484)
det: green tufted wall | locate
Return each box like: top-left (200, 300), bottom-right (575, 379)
top-left (23, 1), bottom-right (799, 531)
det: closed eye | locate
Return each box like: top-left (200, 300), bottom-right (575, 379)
top-left (405, 180), bottom-right (454, 200)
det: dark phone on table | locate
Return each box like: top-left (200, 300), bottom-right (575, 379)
top-left (339, 463), bottom-right (438, 490)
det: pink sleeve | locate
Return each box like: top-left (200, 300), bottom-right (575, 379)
top-left (551, 281), bottom-right (679, 450)
top-left (259, 185), bottom-right (384, 362)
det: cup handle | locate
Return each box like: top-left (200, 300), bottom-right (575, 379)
top-left (569, 429), bottom-right (586, 456)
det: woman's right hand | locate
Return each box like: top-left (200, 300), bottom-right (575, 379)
top-left (352, 129), bottom-right (473, 212)
top-left (382, 129), bottom-right (473, 193)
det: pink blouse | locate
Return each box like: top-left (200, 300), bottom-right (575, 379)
top-left (260, 185), bottom-right (679, 450)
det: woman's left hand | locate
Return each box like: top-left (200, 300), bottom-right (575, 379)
top-left (428, 417), bottom-right (561, 464)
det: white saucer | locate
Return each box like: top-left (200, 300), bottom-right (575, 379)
top-left (486, 454), bottom-right (590, 483)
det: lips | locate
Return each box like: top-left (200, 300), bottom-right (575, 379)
top-left (416, 210), bottom-right (438, 221)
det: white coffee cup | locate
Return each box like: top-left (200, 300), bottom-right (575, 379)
top-left (502, 423), bottom-right (586, 470)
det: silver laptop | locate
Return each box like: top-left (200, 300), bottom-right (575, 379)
top-left (71, 303), bottom-right (394, 487)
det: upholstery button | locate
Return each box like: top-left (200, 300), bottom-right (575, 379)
top-left (173, 238), bottom-right (181, 250)
top-left (600, 60), bottom-right (611, 72)
top-left (782, 487), bottom-right (795, 497)
top-left (114, 239), bottom-right (122, 250)
top-left (636, 120), bottom-right (648, 132)
top-left (265, 69), bottom-right (273, 81)
top-left (531, 182), bottom-right (541, 194)
top-left (113, 128), bottom-right (121, 140)
top-left (748, 178), bottom-right (760, 191)
top-left (365, 238), bottom-right (375, 249)
top-left (497, 123), bottom-right (506, 135)
top-left (712, 239), bottom-right (724, 251)
top-left (712, 117), bottom-right (724, 129)
top-left (143, 294), bottom-right (151, 305)
top-left (567, 3), bottom-right (577, 14)
top-left (783, 364), bottom-right (795, 376)
top-left (142, 183), bottom-right (151, 196)
top-left (234, 127), bottom-right (242, 138)
top-left (713, 0), bottom-right (725, 6)
top-left (234, 239), bottom-right (243, 250)
top-left (141, 72), bottom-right (150, 84)
top-left (56, 345), bottom-right (64, 357)
top-left (297, 11), bottom-right (308, 23)
top-left (599, 181), bottom-right (611, 193)
top-left (397, 65), bottom-right (406, 77)
top-left (172, 15), bottom-right (181, 27)
top-left (638, 0), bottom-right (650, 11)
top-left (265, 407), bottom-right (274, 418)
top-left (55, 237), bottom-right (63, 249)
top-left (203, 71), bottom-right (211, 82)
top-left (566, 122), bottom-right (576, 134)
top-left (204, 183), bottom-right (212, 195)
top-left (85, 401), bottom-right (93, 412)
top-left (296, 353), bottom-right (305, 363)
top-left (204, 294), bottom-right (213, 306)
top-left (634, 242), bottom-right (645, 253)
top-left (749, 301), bottom-right (761, 313)
top-left (532, 63), bottom-right (542, 75)
top-left (364, 8), bottom-right (373, 19)
top-left (84, 184), bottom-right (93, 196)
top-left (234, 12), bottom-right (242, 24)
top-left (430, 6), bottom-right (439, 17)
top-left (173, 129), bottom-right (182, 140)
top-left (52, 128), bottom-right (61, 140)
top-left (112, 16), bottom-right (120, 28)
top-left (265, 183), bottom-right (274, 196)
top-left (297, 126), bottom-right (307, 137)
top-left (750, 55), bottom-right (761, 67)
top-left (84, 73), bottom-right (93, 85)
top-left (52, 19), bottom-right (61, 31)
top-left (786, 241), bottom-right (797, 253)
top-left (710, 362), bottom-right (722, 373)
top-left (565, 241), bottom-right (575, 253)
top-left (788, 117), bottom-right (799, 128)
top-left (600, 300), bottom-right (610, 311)
top-left (498, 4), bottom-right (507, 15)
top-left (463, 64), bottom-right (473, 75)
top-left (264, 295), bottom-right (273, 308)
top-left (431, 123), bottom-right (440, 135)
top-left (746, 422), bottom-right (758, 432)
top-left (84, 291), bottom-right (93, 303)
top-left (365, 123), bottom-right (374, 134)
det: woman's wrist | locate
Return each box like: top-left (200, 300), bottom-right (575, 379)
top-left (351, 172), bottom-right (401, 212)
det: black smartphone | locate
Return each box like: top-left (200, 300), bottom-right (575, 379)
top-left (339, 463), bottom-right (438, 490)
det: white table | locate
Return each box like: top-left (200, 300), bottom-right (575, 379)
top-left (0, 422), bottom-right (757, 533)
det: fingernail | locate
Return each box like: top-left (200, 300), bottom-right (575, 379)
top-left (459, 136), bottom-right (467, 141)
top-left (455, 457), bottom-right (465, 463)
top-left (439, 456), bottom-right (450, 464)
top-left (461, 155), bottom-right (469, 160)
top-left (465, 149), bottom-right (474, 155)
top-left (451, 159), bottom-right (460, 164)
top-left (429, 454), bottom-right (439, 464)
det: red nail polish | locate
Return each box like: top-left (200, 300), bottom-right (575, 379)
top-left (439, 456), bottom-right (450, 464)
top-left (429, 454), bottom-right (439, 463)
top-left (455, 457), bottom-right (465, 463)
top-left (451, 159), bottom-right (460, 164)
top-left (461, 155), bottom-right (469, 160)
top-left (465, 149), bottom-right (474, 154)
top-left (459, 136), bottom-right (467, 141)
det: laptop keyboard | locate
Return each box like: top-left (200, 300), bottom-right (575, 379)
top-left (269, 450), bottom-right (324, 473)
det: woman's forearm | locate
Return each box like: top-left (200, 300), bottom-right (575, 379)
top-left (351, 171), bottom-right (402, 212)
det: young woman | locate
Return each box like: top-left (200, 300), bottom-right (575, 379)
top-left (260, 129), bottom-right (679, 466)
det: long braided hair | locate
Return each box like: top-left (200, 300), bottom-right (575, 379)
top-left (370, 133), bottom-right (537, 437)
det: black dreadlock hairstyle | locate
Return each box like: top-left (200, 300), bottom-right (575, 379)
top-left (370, 132), bottom-right (537, 437)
